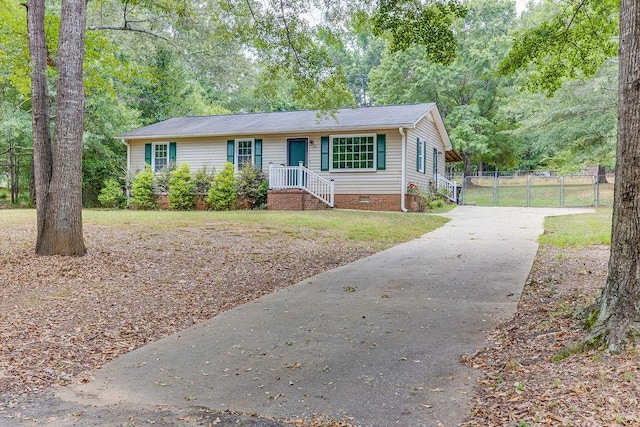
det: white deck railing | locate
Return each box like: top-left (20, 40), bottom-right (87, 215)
top-left (436, 174), bottom-right (458, 203)
top-left (269, 162), bottom-right (334, 208)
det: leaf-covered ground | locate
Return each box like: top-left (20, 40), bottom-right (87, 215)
top-left (0, 218), bottom-right (377, 409)
top-left (2, 214), bottom-right (638, 426)
top-left (462, 245), bottom-right (640, 427)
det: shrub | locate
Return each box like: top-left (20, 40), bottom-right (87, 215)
top-left (428, 198), bottom-right (447, 209)
top-left (194, 165), bottom-right (216, 194)
top-left (130, 167), bottom-right (157, 210)
top-left (207, 162), bottom-right (237, 210)
top-left (154, 163), bottom-right (176, 194)
top-left (98, 178), bottom-right (125, 208)
top-left (236, 163), bottom-right (268, 209)
top-left (167, 163), bottom-right (196, 210)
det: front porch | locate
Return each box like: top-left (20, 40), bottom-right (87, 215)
top-left (267, 163), bottom-right (459, 211)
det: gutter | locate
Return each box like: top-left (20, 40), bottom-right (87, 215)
top-left (399, 127), bottom-right (408, 212)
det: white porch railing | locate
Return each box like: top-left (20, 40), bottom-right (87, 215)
top-left (269, 162), bottom-right (335, 208)
top-left (436, 174), bottom-right (459, 203)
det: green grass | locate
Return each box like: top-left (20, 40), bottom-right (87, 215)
top-left (463, 183), bottom-right (614, 207)
top-left (538, 209), bottom-right (612, 247)
top-left (1, 209), bottom-right (450, 248)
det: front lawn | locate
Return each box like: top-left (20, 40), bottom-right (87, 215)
top-left (0, 208), bottom-right (449, 403)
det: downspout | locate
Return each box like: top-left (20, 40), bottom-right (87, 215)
top-left (399, 127), bottom-right (408, 212)
top-left (121, 139), bottom-right (131, 200)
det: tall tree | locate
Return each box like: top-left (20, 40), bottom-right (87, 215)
top-left (27, 0), bottom-right (87, 255)
top-left (369, 0), bottom-right (519, 174)
top-left (502, 0), bottom-right (639, 351)
top-left (598, 0), bottom-right (640, 351)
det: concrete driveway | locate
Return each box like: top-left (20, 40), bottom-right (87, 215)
top-left (49, 207), bottom-right (593, 426)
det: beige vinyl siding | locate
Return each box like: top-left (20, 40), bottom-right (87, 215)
top-left (127, 128), bottom-right (404, 195)
top-left (406, 111), bottom-right (447, 189)
top-left (129, 137), bottom-right (228, 174)
top-left (307, 130), bottom-right (403, 194)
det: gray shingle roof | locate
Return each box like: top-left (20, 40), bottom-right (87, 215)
top-left (118, 103), bottom-right (438, 139)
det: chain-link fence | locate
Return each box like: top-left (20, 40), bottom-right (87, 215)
top-left (460, 174), bottom-right (614, 207)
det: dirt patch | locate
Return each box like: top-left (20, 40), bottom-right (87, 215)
top-left (462, 245), bottom-right (640, 426)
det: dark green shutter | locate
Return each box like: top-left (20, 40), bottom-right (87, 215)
top-left (321, 136), bottom-right (329, 171)
top-left (227, 140), bottom-right (235, 164)
top-left (416, 138), bottom-right (420, 171)
top-left (254, 139), bottom-right (262, 170)
top-left (144, 143), bottom-right (152, 166)
top-left (433, 147), bottom-right (438, 176)
top-left (376, 134), bottom-right (386, 170)
top-left (169, 142), bottom-right (177, 164)
top-left (423, 140), bottom-right (427, 174)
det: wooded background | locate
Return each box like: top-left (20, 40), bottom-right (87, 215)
top-left (0, 0), bottom-right (617, 207)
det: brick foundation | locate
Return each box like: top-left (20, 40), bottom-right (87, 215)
top-left (268, 190), bottom-right (422, 212)
top-left (267, 189), bottom-right (304, 210)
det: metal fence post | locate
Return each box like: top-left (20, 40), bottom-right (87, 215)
top-left (493, 173), bottom-right (498, 206)
top-left (594, 176), bottom-right (599, 207)
top-left (560, 176), bottom-right (564, 207)
top-left (527, 175), bottom-right (531, 207)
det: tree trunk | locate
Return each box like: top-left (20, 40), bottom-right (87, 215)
top-left (462, 152), bottom-right (472, 178)
top-left (591, 0), bottom-right (640, 352)
top-left (27, 0), bottom-right (87, 256)
top-left (26, 0), bottom-right (52, 239)
top-left (596, 164), bottom-right (608, 184)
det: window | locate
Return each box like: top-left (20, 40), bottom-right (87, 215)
top-left (236, 138), bottom-right (253, 169)
top-left (330, 134), bottom-right (376, 171)
top-left (145, 142), bottom-right (175, 171)
top-left (154, 143), bottom-right (168, 172)
top-left (417, 138), bottom-right (425, 173)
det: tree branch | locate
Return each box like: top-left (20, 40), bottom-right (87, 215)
top-left (87, 25), bottom-right (177, 47)
top-left (564, 0), bottom-right (588, 34)
top-left (279, 0), bottom-right (303, 68)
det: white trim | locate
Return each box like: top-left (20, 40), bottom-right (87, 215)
top-left (329, 133), bottom-right (377, 172)
top-left (235, 137), bottom-right (255, 170)
top-left (152, 142), bottom-right (169, 172)
top-left (417, 138), bottom-right (425, 173)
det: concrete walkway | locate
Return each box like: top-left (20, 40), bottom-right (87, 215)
top-left (57, 206), bottom-right (593, 426)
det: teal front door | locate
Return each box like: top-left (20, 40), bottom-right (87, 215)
top-left (288, 138), bottom-right (308, 186)
top-left (288, 138), bottom-right (308, 167)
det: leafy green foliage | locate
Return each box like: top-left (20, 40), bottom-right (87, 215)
top-left (0, 100), bottom-right (32, 204)
top-left (248, 0), bottom-right (355, 111)
top-left (445, 104), bottom-right (492, 160)
top-left (130, 167), bottom-right (157, 210)
top-left (206, 162), bottom-right (237, 211)
top-left (236, 163), bottom-right (268, 209)
top-left (369, 0), bottom-right (519, 172)
top-left (507, 61), bottom-right (617, 172)
top-left (371, 0), bottom-right (467, 65)
top-left (82, 94), bottom-right (133, 207)
top-left (98, 178), bottom-right (125, 209)
top-left (499, 0), bottom-right (618, 94)
top-left (167, 163), bottom-right (196, 210)
top-left (193, 165), bottom-right (216, 194)
top-left (153, 162), bottom-right (176, 194)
